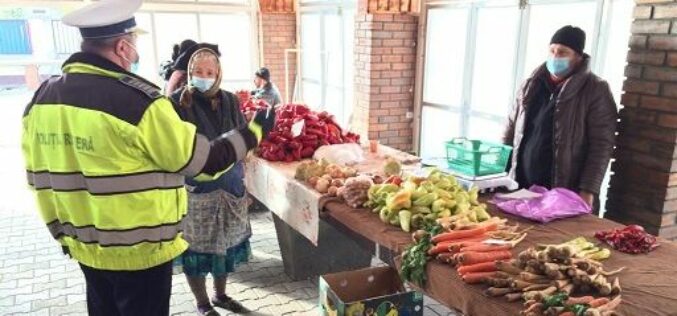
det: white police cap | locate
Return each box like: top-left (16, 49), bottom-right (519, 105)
top-left (63, 0), bottom-right (146, 39)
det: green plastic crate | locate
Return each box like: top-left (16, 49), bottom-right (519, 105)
top-left (445, 138), bottom-right (513, 177)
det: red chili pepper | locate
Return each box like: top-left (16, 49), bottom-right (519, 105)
top-left (595, 225), bottom-right (659, 254)
top-left (303, 113), bottom-right (320, 121)
top-left (301, 147), bottom-right (315, 158)
top-left (292, 147), bottom-right (302, 160)
top-left (305, 127), bottom-right (326, 137)
top-left (299, 134), bottom-right (318, 141)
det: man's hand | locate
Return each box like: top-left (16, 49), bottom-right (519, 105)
top-left (579, 191), bottom-right (594, 206)
top-left (248, 108), bottom-right (276, 142)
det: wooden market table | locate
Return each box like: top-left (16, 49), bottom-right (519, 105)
top-left (244, 147), bottom-right (677, 315)
top-left (321, 199), bottom-right (677, 316)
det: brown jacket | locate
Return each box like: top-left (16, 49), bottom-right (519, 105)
top-left (503, 57), bottom-right (617, 195)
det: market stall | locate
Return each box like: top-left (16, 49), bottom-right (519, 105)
top-left (322, 200), bottom-right (677, 316)
top-left (243, 103), bottom-right (677, 315)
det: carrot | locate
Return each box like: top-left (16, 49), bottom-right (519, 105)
top-left (461, 271), bottom-right (496, 284)
top-left (437, 252), bottom-right (455, 263)
top-left (461, 243), bottom-right (513, 253)
top-left (449, 241), bottom-right (483, 253)
top-left (457, 261), bottom-right (498, 275)
top-left (564, 296), bottom-right (594, 305)
top-left (458, 250), bottom-right (512, 265)
top-left (559, 312), bottom-right (575, 316)
top-left (428, 243), bottom-right (451, 256)
top-left (431, 223), bottom-right (498, 243)
top-left (588, 297), bottom-right (610, 308)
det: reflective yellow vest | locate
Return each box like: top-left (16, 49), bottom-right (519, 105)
top-left (21, 53), bottom-right (213, 271)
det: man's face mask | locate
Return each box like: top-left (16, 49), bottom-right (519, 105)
top-left (546, 56), bottom-right (571, 77)
top-left (120, 39), bottom-right (140, 74)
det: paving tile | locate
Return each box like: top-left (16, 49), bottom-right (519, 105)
top-left (49, 300), bottom-right (88, 315)
top-left (67, 293), bottom-right (86, 305)
top-left (0, 279), bottom-right (17, 290)
top-left (170, 301), bottom-right (197, 315)
top-left (17, 273), bottom-right (49, 288)
top-left (15, 308), bottom-right (51, 316)
top-left (50, 284), bottom-right (83, 298)
top-left (0, 294), bottom-right (15, 307)
top-left (32, 296), bottom-right (68, 310)
top-left (31, 280), bottom-right (66, 296)
top-left (15, 289), bottom-right (49, 305)
top-left (2, 301), bottom-right (32, 314)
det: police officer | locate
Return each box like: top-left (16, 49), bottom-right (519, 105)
top-left (20, 0), bottom-right (275, 315)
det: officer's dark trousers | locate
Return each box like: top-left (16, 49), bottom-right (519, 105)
top-left (80, 260), bottom-right (173, 316)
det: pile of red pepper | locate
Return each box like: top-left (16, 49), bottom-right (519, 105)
top-left (235, 90), bottom-right (251, 104)
top-left (594, 224), bottom-right (659, 254)
top-left (258, 104), bottom-right (360, 162)
top-left (240, 98), bottom-right (270, 114)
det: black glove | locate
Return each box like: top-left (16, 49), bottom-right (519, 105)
top-left (249, 107), bottom-right (276, 142)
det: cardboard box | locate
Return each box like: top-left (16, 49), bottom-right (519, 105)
top-left (319, 266), bottom-right (424, 316)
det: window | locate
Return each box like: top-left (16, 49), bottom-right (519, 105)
top-left (51, 21), bottom-right (80, 55)
top-left (0, 20), bottom-right (32, 55)
top-left (422, 7), bottom-right (468, 107)
top-left (0, 2), bottom-right (257, 93)
top-left (199, 13), bottom-right (253, 90)
top-left (299, 2), bottom-right (356, 128)
top-left (418, 0), bottom-right (634, 159)
top-left (522, 1), bottom-right (598, 79)
top-left (134, 10), bottom-right (256, 90)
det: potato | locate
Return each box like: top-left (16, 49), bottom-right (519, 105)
top-left (308, 176), bottom-right (320, 186)
top-left (321, 174), bottom-right (333, 181)
top-left (331, 179), bottom-right (344, 187)
top-left (316, 179), bottom-right (330, 193)
top-left (329, 169), bottom-right (345, 179)
top-left (328, 186), bottom-right (339, 197)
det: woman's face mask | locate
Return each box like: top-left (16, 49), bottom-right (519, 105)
top-left (191, 77), bottom-right (216, 93)
top-left (190, 58), bottom-right (218, 92)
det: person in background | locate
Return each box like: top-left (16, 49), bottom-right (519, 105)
top-left (165, 42), bottom-right (221, 96)
top-left (171, 47), bottom-right (251, 316)
top-left (503, 25), bottom-right (617, 212)
top-left (159, 39), bottom-right (197, 95)
top-left (252, 67), bottom-right (282, 107)
top-left (21, 0), bottom-right (275, 314)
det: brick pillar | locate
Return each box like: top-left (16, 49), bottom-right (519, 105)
top-left (606, 1), bottom-right (677, 240)
top-left (260, 12), bottom-right (297, 104)
top-left (353, 12), bottom-right (417, 152)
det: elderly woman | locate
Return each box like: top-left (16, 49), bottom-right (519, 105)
top-left (172, 47), bottom-right (251, 316)
top-left (164, 41), bottom-right (221, 96)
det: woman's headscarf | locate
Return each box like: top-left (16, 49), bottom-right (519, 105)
top-left (179, 48), bottom-right (223, 110)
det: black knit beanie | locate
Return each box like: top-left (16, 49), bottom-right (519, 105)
top-left (551, 26), bottom-right (586, 55)
top-left (255, 67), bottom-right (271, 82)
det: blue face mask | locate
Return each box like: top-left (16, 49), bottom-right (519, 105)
top-left (121, 40), bottom-right (140, 74)
top-left (546, 56), bottom-right (570, 76)
top-left (191, 77), bottom-right (215, 93)
top-left (130, 62), bottom-right (140, 74)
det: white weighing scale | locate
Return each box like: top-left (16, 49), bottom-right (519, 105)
top-left (419, 158), bottom-right (519, 192)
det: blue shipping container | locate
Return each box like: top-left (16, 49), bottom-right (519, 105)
top-left (0, 20), bottom-right (33, 55)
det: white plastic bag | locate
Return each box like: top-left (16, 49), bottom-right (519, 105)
top-left (313, 143), bottom-right (365, 165)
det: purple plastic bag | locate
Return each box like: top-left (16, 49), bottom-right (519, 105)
top-left (492, 185), bottom-right (592, 223)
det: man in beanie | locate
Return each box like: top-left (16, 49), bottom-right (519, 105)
top-left (251, 67), bottom-right (282, 107)
top-left (503, 25), bottom-right (617, 211)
